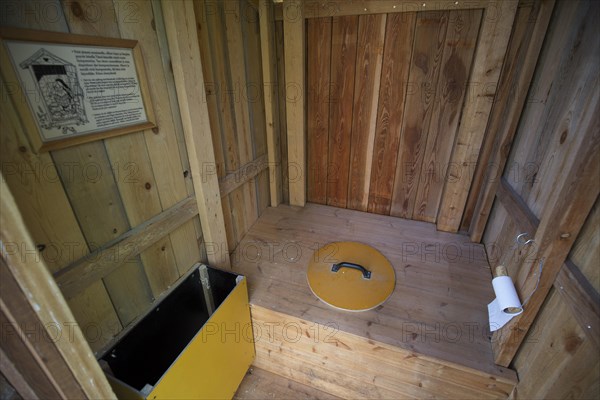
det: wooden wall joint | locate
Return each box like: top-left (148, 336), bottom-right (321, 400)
top-left (54, 197), bottom-right (199, 300)
top-left (554, 259), bottom-right (600, 349)
top-left (496, 177), bottom-right (540, 236)
top-left (219, 155), bottom-right (270, 198)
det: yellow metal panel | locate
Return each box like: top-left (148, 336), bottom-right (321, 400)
top-left (148, 277), bottom-right (255, 400)
top-left (307, 242), bottom-right (395, 311)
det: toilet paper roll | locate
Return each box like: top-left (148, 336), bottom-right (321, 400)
top-left (492, 276), bottom-right (523, 314)
top-left (488, 276), bottom-right (523, 332)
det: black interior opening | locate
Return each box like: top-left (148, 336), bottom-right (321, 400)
top-left (101, 266), bottom-right (238, 391)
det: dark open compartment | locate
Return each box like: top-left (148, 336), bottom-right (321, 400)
top-left (101, 266), bottom-right (238, 391)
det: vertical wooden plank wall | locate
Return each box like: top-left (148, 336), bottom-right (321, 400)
top-left (0, 0), bottom-right (206, 352)
top-left (508, 198), bottom-right (599, 399)
top-left (482, 0), bottom-right (599, 394)
top-left (299, 6), bottom-right (504, 226)
top-left (194, 0), bottom-right (270, 250)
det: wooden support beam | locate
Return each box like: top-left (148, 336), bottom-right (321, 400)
top-left (283, 0), bottom-right (306, 206)
top-left (274, 0), bottom-right (492, 20)
top-left (0, 177), bottom-right (115, 399)
top-left (436, 0), bottom-right (518, 232)
top-left (492, 103), bottom-right (600, 366)
top-left (54, 197), bottom-right (199, 299)
top-left (259, 0), bottom-right (283, 207)
top-left (161, 0), bottom-right (230, 268)
top-left (496, 177), bottom-right (540, 237)
top-left (496, 179), bottom-right (599, 348)
top-left (555, 259), bottom-right (600, 349)
top-left (219, 155), bottom-right (269, 198)
top-left (465, 0), bottom-right (555, 241)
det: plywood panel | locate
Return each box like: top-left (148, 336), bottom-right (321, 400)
top-left (368, 12), bottom-right (415, 214)
top-left (306, 17), bottom-right (332, 205)
top-left (391, 11), bottom-right (449, 219)
top-left (413, 9), bottom-right (482, 223)
top-left (347, 14), bottom-right (386, 212)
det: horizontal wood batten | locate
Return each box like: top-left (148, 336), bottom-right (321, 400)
top-left (554, 259), bottom-right (600, 349)
top-left (274, 0), bottom-right (490, 20)
top-left (54, 196), bottom-right (199, 299)
top-left (496, 177), bottom-right (539, 235)
top-left (219, 154), bottom-right (269, 198)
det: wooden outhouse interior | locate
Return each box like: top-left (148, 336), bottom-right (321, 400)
top-left (0, 0), bottom-right (598, 399)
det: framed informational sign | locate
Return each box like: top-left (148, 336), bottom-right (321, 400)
top-left (0, 28), bottom-right (156, 152)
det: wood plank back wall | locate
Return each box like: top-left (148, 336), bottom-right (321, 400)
top-left (0, 0), bottom-right (206, 352)
top-left (302, 9), bottom-right (482, 222)
top-left (194, 0), bottom-right (270, 252)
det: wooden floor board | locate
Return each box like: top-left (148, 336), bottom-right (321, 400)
top-left (231, 204), bottom-right (517, 389)
top-left (234, 367), bottom-right (341, 400)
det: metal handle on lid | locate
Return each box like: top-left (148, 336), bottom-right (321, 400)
top-left (331, 262), bottom-right (372, 279)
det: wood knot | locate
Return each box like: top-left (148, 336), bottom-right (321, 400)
top-left (152, 126), bottom-right (159, 134)
top-left (113, 228), bottom-right (118, 234)
top-left (183, 170), bottom-right (189, 178)
top-left (161, 246), bottom-right (166, 251)
top-left (145, 182), bottom-right (152, 190)
top-left (559, 130), bottom-right (568, 144)
top-left (18, 146), bottom-right (27, 153)
top-left (71, 2), bottom-right (83, 18)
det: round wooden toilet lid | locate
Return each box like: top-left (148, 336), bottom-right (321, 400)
top-left (307, 242), bottom-right (395, 312)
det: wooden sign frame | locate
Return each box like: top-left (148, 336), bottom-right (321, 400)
top-left (0, 27), bottom-right (156, 152)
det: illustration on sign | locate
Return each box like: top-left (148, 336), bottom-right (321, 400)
top-left (5, 40), bottom-right (150, 143)
top-left (20, 48), bottom-right (88, 135)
